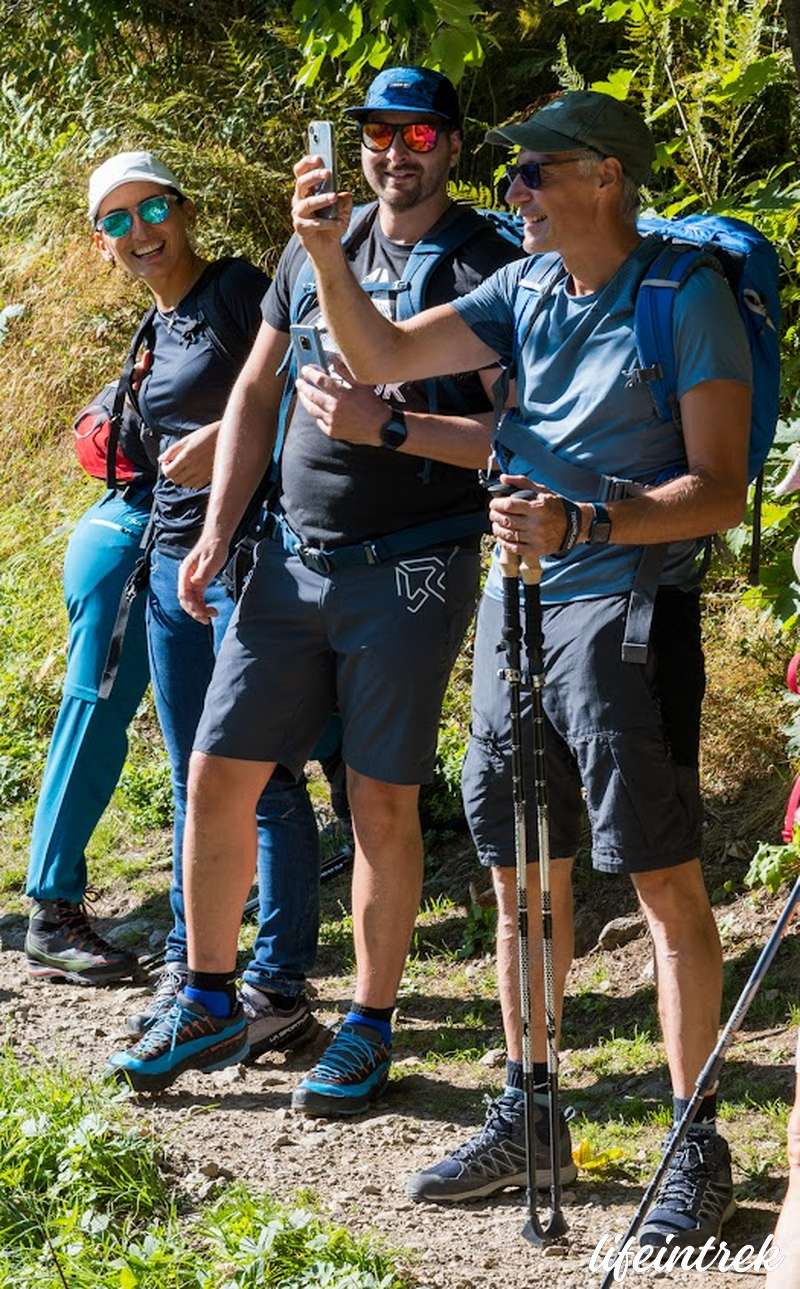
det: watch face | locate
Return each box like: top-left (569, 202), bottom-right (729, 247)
top-left (380, 416), bottom-right (407, 449)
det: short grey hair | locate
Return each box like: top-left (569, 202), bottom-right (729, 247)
top-left (575, 148), bottom-right (640, 223)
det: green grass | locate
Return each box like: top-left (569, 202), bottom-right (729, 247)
top-left (0, 1049), bottom-right (408, 1289)
top-left (567, 1027), bottom-right (663, 1078)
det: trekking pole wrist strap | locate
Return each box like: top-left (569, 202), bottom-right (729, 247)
top-left (553, 496), bottom-right (582, 557)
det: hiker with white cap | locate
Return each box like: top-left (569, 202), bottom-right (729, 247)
top-left (27, 152), bottom-right (325, 1067)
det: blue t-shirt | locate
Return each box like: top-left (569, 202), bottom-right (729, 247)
top-left (451, 235), bottom-right (753, 603)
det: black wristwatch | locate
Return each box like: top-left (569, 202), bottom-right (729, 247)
top-left (587, 501), bottom-right (613, 545)
top-left (379, 408), bottom-right (407, 450)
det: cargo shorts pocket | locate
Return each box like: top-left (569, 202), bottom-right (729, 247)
top-left (461, 733), bottom-right (511, 867)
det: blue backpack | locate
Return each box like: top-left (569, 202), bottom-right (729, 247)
top-left (494, 212), bottom-right (781, 660)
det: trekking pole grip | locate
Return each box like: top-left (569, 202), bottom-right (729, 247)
top-left (513, 489), bottom-right (541, 587)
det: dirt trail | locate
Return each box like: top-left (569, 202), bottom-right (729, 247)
top-left (2, 891), bottom-right (793, 1289)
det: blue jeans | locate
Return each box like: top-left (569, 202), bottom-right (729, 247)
top-left (147, 546), bottom-right (319, 995)
top-left (27, 487), bottom-right (153, 903)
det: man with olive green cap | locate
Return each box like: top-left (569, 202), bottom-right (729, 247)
top-left (288, 89), bottom-right (752, 1246)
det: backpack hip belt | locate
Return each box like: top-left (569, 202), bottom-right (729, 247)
top-left (265, 508), bottom-right (488, 575)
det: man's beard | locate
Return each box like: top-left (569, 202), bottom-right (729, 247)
top-left (368, 156), bottom-right (450, 210)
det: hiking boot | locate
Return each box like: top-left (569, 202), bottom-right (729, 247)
top-left (638, 1130), bottom-right (736, 1249)
top-left (25, 898), bottom-right (138, 986)
top-left (240, 983), bottom-right (318, 1060)
top-left (106, 993), bottom-right (249, 1093)
top-left (406, 1089), bottom-right (577, 1203)
top-left (127, 962), bottom-right (188, 1037)
top-left (291, 1021), bottom-right (390, 1116)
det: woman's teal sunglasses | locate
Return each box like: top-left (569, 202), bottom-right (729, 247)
top-left (96, 193), bottom-right (181, 239)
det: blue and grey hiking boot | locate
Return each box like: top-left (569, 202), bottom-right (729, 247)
top-left (106, 993), bottom-right (249, 1093)
top-left (25, 898), bottom-right (138, 986)
top-left (240, 983), bottom-right (319, 1061)
top-left (638, 1130), bottom-right (736, 1248)
top-left (127, 962), bottom-right (188, 1037)
top-left (291, 1021), bottom-right (390, 1116)
top-left (406, 1089), bottom-right (577, 1203)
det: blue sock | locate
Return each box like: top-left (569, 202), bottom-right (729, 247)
top-left (344, 1008), bottom-right (392, 1047)
top-left (184, 986), bottom-right (233, 1018)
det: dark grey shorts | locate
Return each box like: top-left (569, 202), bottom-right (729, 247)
top-left (194, 536), bottom-right (480, 785)
top-left (462, 587), bottom-right (704, 875)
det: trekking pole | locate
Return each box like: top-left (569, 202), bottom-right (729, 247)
top-left (493, 483), bottom-right (567, 1246)
top-left (598, 874), bottom-right (800, 1288)
top-left (136, 842), bottom-right (355, 976)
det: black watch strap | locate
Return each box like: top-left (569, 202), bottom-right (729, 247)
top-left (379, 408), bottom-right (407, 450)
top-left (587, 501), bottom-right (612, 545)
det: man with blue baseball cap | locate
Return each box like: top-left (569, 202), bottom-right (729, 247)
top-left (285, 88), bottom-right (752, 1249)
top-left (113, 67), bottom-right (522, 1107)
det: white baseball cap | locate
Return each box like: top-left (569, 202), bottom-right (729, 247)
top-left (88, 150), bottom-right (186, 225)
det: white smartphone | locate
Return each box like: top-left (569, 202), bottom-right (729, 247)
top-left (307, 120), bottom-right (338, 221)
top-left (290, 324), bottom-right (330, 372)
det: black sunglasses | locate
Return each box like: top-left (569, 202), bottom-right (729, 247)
top-left (504, 158), bottom-right (585, 190)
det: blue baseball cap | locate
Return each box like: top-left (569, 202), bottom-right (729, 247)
top-left (344, 67), bottom-right (461, 126)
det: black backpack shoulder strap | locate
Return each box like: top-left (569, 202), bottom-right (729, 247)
top-left (107, 304), bottom-right (157, 491)
top-left (193, 257), bottom-right (253, 365)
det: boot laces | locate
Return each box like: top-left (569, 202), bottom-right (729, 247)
top-left (133, 999), bottom-right (196, 1059)
top-left (151, 963), bottom-right (186, 1007)
top-left (53, 892), bottom-right (116, 955)
top-left (450, 1093), bottom-right (517, 1163)
top-left (654, 1137), bottom-right (710, 1214)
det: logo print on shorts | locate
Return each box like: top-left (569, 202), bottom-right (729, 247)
top-left (395, 557), bottom-right (447, 614)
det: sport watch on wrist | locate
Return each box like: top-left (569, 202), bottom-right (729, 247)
top-left (379, 408), bottom-right (407, 450)
top-left (587, 501), bottom-right (613, 545)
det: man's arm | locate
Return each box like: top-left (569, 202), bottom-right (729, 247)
top-left (294, 361), bottom-right (498, 470)
top-left (291, 156), bottom-right (499, 383)
top-left (490, 379), bottom-right (751, 557)
top-left (177, 320), bottom-right (289, 622)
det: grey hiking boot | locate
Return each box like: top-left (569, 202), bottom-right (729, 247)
top-left (638, 1130), bottom-right (736, 1249)
top-left (240, 983), bottom-right (319, 1060)
top-left (407, 1089), bottom-right (577, 1203)
top-left (127, 961), bottom-right (187, 1037)
top-left (25, 898), bottom-right (138, 986)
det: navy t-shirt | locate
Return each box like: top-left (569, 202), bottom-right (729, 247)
top-left (138, 258), bottom-right (269, 551)
top-left (261, 206), bottom-right (523, 547)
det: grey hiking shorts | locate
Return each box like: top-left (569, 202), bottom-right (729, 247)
top-left (462, 586), bottom-right (705, 874)
top-left (194, 535), bottom-right (480, 785)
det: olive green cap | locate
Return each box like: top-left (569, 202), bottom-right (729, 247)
top-left (485, 90), bottom-right (654, 184)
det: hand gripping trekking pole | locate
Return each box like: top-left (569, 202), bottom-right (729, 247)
top-left (493, 484), bottom-right (567, 1246)
top-left (598, 874), bottom-right (800, 1288)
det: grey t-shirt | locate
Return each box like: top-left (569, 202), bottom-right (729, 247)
top-left (261, 206), bottom-right (523, 547)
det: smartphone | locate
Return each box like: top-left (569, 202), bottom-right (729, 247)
top-left (307, 120), bottom-right (338, 221)
top-left (290, 324), bottom-right (330, 373)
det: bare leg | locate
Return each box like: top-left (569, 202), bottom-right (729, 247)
top-left (767, 1073), bottom-right (800, 1288)
top-left (632, 859), bottom-right (722, 1096)
top-left (347, 769), bottom-right (422, 1009)
top-left (493, 858), bottom-right (575, 1063)
top-left (184, 750), bottom-right (276, 973)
